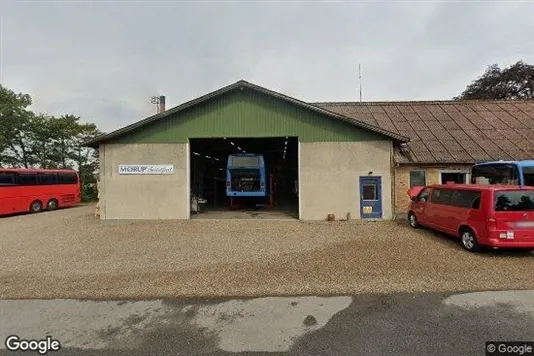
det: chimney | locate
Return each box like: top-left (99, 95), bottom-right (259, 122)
top-left (159, 95), bottom-right (166, 113)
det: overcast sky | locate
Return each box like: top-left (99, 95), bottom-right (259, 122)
top-left (1, 1), bottom-right (533, 133)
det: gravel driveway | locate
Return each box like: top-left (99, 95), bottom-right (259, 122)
top-left (1, 204), bottom-right (533, 299)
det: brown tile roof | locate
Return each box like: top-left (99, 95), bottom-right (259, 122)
top-left (312, 100), bottom-right (534, 164)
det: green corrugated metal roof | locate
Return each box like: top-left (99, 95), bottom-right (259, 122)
top-left (83, 80), bottom-right (409, 147)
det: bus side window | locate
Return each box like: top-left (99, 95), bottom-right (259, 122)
top-left (17, 173), bottom-right (38, 186)
top-left (522, 166), bottom-right (534, 186)
top-left (58, 173), bottom-right (78, 184)
top-left (0, 172), bottom-right (16, 185)
top-left (38, 173), bottom-right (58, 185)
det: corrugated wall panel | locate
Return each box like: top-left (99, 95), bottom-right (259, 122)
top-left (113, 89), bottom-right (388, 144)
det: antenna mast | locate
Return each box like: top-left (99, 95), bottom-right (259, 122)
top-left (359, 63), bottom-right (362, 103)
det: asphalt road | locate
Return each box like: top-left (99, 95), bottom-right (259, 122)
top-left (1, 290), bottom-right (533, 356)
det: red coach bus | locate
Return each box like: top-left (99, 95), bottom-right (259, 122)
top-left (0, 168), bottom-right (81, 216)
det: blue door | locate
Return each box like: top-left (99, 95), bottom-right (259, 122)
top-left (359, 176), bottom-right (382, 219)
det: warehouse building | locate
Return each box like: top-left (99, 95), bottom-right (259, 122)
top-left (85, 80), bottom-right (409, 220)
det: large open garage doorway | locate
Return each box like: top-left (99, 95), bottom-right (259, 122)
top-left (189, 137), bottom-right (299, 219)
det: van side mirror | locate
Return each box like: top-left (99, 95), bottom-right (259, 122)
top-left (411, 196), bottom-right (417, 202)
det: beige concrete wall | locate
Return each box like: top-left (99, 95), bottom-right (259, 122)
top-left (394, 164), bottom-right (472, 215)
top-left (99, 143), bottom-right (188, 219)
top-left (299, 141), bottom-right (393, 220)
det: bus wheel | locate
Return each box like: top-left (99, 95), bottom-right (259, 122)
top-left (29, 200), bottom-right (43, 213)
top-left (47, 199), bottom-right (58, 211)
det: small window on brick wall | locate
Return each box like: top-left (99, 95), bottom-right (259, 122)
top-left (409, 170), bottom-right (426, 188)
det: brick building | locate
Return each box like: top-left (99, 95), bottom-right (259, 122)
top-left (317, 99), bottom-right (534, 216)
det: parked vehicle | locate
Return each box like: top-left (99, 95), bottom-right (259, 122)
top-left (471, 160), bottom-right (534, 186)
top-left (407, 184), bottom-right (534, 252)
top-left (0, 168), bottom-right (81, 216)
top-left (226, 154), bottom-right (267, 197)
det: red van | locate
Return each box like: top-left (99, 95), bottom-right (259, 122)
top-left (407, 184), bottom-right (534, 252)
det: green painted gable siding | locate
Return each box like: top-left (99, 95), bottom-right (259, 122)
top-left (112, 89), bottom-right (389, 144)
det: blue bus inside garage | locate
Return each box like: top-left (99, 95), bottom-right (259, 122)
top-left (471, 160), bottom-right (534, 186)
top-left (226, 154), bottom-right (267, 197)
top-left (189, 137), bottom-right (299, 217)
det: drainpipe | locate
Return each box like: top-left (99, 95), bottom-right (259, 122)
top-left (390, 146), bottom-right (397, 220)
top-left (392, 158), bottom-right (402, 221)
top-left (392, 162), bottom-right (397, 220)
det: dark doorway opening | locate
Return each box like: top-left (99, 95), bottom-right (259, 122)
top-left (189, 137), bottom-right (299, 219)
top-left (441, 172), bottom-right (467, 184)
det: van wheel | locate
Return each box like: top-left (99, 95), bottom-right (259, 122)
top-left (47, 199), bottom-right (58, 211)
top-left (29, 200), bottom-right (43, 213)
top-left (408, 212), bottom-right (419, 228)
top-left (460, 228), bottom-right (481, 252)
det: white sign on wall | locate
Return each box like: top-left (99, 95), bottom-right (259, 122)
top-left (118, 164), bottom-right (174, 175)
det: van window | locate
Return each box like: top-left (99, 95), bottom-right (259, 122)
top-left (494, 191), bottom-right (534, 211)
top-left (451, 190), bottom-right (482, 209)
top-left (417, 188), bottom-right (431, 202)
top-left (431, 189), bottom-right (453, 205)
top-left (472, 196), bottom-right (481, 210)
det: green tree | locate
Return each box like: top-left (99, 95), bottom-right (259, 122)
top-left (43, 115), bottom-right (102, 201)
top-left (1, 114), bottom-right (37, 168)
top-left (46, 115), bottom-right (78, 169)
top-left (0, 85), bottom-right (34, 167)
top-left (455, 61), bottom-right (534, 100)
top-left (0, 84), bottom-right (103, 201)
top-left (71, 122), bottom-right (102, 201)
top-left (72, 122), bottom-right (101, 173)
top-left (28, 114), bottom-right (56, 168)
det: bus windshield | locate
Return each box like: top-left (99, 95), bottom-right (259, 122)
top-left (471, 164), bottom-right (519, 185)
